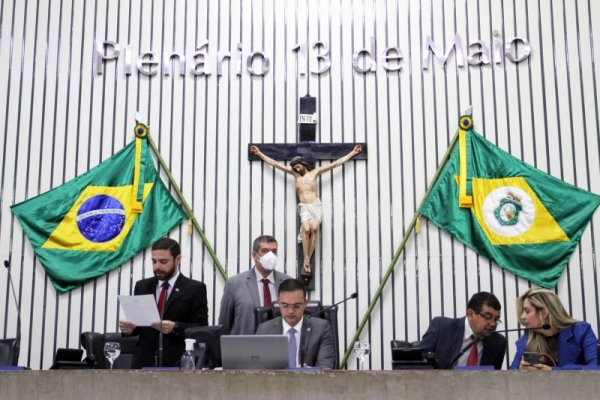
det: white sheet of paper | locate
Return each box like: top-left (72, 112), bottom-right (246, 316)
top-left (118, 295), bottom-right (160, 326)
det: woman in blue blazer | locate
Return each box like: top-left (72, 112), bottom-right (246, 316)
top-left (509, 288), bottom-right (597, 370)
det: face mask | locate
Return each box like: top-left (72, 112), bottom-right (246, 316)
top-left (259, 251), bottom-right (277, 271)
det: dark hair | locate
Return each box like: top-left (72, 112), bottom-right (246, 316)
top-left (252, 235), bottom-right (278, 252)
top-left (467, 291), bottom-right (501, 313)
top-left (290, 156), bottom-right (313, 171)
top-left (278, 279), bottom-right (306, 297)
top-left (151, 237), bottom-right (181, 258)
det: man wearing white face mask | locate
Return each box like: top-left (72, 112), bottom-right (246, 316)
top-left (218, 235), bottom-right (293, 335)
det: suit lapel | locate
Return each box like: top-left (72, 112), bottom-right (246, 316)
top-left (299, 317), bottom-right (313, 364)
top-left (273, 318), bottom-right (284, 334)
top-left (273, 271), bottom-right (286, 291)
top-left (145, 278), bottom-right (159, 296)
top-left (558, 325), bottom-right (577, 365)
top-left (246, 268), bottom-right (261, 307)
top-left (163, 274), bottom-right (187, 315)
top-left (451, 318), bottom-right (466, 356)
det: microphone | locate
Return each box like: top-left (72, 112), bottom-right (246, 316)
top-left (448, 323), bottom-right (551, 368)
top-left (4, 260), bottom-right (21, 366)
top-left (299, 292), bottom-right (357, 366)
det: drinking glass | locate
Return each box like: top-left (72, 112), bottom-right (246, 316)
top-left (353, 341), bottom-right (370, 370)
top-left (104, 342), bottom-right (121, 370)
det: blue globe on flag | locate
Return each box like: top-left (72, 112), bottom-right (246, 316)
top-left (76, 195), bottom-right (126, 243)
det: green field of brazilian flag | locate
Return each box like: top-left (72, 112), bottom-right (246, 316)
top-left (11, 130), bottom-right (187, 294)
top-left (420, 116), bottom-right (600, 288)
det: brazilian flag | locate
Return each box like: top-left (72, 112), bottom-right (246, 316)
top-left (11, 126), bottom-right (187, 294)
top-left (419, 115), bottom-right (600, 288)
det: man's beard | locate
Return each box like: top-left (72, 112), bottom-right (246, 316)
top-left (154, 267), bottom-right (177, 281)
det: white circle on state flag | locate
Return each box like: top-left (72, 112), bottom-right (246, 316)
top-left (482, 186), bottom-right (535, 237)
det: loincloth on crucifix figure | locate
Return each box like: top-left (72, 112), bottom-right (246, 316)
top-left (297, 199), bottom-right (323, 243)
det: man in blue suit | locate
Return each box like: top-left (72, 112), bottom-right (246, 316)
top-left (420, 291), bottom-right (507, 369)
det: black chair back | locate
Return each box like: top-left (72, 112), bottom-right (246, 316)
top-left (81, 332), bottom-right (139, 369)
top-left (390, 339), bottom-right (437, 370)
top-left (0, 338), bottom-right (18, 366)
top-left (390, 340), bottom-right (411, 349)
top-left (49, 348), bottom-right (89, 370)
top-left (185, 325), bottom-right (223, 369)
top-left (105, 333), bottom-right (138, 369)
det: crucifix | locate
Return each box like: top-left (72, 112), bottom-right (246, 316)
top-left (249, 95), bottom-right (367, 289)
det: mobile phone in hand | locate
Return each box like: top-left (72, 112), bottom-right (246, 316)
top-left (523, 352), bottom-right (540, 364)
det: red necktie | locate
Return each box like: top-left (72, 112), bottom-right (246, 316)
top-left (261, 279), bottom-right (272, 307)
top-left (466, 336), bottom-right (478, 366)
top-left (157, 282), bottom-right (170, 316)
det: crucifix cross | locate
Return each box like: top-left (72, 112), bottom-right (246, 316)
top-left (249, 95), bottom-right (367, 289)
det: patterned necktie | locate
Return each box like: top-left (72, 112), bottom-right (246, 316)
top-left (261, 278), bottom-right (272, 307)
top-left (288, 327), bottom-right (297, 368)
top-left (466, 335), bottom-right (478, 366)
top-left (157, 282), bottom-right (170, 317)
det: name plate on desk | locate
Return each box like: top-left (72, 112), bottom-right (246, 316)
top-left (453, 365), bottom-right (494, 371)
top-left (0, 366), bottom-right (27, 371)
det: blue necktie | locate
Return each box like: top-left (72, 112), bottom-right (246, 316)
top-left (288, 328), bottom-right (297, 368)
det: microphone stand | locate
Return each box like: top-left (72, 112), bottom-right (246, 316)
top-left (4, 260), bottom-right (21, 366)
top-left (158, 307), bottom-right (164, 367)
top-left (299, 292), bottom-right (358, 366)
top-left (447, 324), bottom-right (551, 369)
top-left (158, 315), bottom-right (163, 367)
top-left (448, 332), bottom-right (484, 369)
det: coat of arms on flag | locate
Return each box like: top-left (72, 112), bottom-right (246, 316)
top-left (419, 113), bottom-right (600, 288)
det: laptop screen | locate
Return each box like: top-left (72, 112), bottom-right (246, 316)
top-left (220, 335), bottom-right (289, 370)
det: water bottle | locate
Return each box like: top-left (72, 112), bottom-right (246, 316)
top-left (180, 338), bottom-right (196, 371)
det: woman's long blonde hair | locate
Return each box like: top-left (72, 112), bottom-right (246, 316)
top-left (516, 288), bottom-right (577, 354)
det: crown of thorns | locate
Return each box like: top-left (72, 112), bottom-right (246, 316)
top-left (290, 156), bottom-right (311, 169)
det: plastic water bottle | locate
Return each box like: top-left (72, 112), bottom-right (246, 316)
top-left (180, 338), bottom-right (196, 371)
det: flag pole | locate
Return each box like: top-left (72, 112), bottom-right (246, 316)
top-left (145, 133), bottom-right (227, 281)
top-left (340, 130), bottom-right (460, 369)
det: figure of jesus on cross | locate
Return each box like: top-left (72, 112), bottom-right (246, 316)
top-left (251, 145), bottom-right (362, 276)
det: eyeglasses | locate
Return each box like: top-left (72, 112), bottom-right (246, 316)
top-left (280, 302), bottom-right (304, 310)
top-left (476, 312), bottom-right (502, 325)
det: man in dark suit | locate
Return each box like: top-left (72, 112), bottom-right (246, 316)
top-left (420, 291), bottom-right (507, 369)
top-left (119, 237), bottom-right (208, 368)
top-left (218, 235), bottom-right (293, 335)
top-left (255, 278), bottom-right (335, 369)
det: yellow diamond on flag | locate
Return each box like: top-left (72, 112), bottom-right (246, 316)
top-left (470, 177), bottom-right (568, 245)
top-left (42, 184), bottom-right (153, 251)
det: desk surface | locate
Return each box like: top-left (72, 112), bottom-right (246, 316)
top-left (1, 369), bottom-right (599, 400)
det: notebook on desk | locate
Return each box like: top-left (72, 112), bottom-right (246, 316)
top-left (220, 335), bottom-right (289, 370)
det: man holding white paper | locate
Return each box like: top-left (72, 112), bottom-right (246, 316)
top-left (119, 237), bottom-right (208, 368)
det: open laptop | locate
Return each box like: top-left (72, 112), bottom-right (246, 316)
top-left (220, 335), bottom-right (289, 370)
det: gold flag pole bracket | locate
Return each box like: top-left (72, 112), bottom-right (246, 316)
top-left (134, 119), bottom-right (227, 282)
top-left (339, 107), bottom-right (469, 369)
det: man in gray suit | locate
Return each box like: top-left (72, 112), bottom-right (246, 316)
top-left (218, 235), bottom-right (293, 335)
top-left (256, 278), bottom-right (335, 369)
